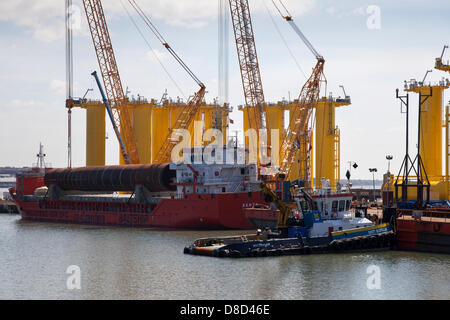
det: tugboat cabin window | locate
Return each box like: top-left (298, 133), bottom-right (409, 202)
top-left (299, 200), bottom-right (308, 212)
top-left (346, 200), bottom-right (351, 210)
top-left (339, 200), bottom-right (345, 211)
top-left (332, 201), bottom-right (338, 212)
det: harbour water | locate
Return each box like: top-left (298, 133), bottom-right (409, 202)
top-left (0, 214), bottom-right (449, 300)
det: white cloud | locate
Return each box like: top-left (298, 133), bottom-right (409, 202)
top-left (325, 5), bottom-right (367, 19)
top-left (145, 49), bottom-right (170, 63)
top-left (0, 1), bottom-right (65, 42)
top-left (254, 0), bottom-right (316, 17)
top-left (50, 80), bottom-right (66, 96)
top-left (0, 0), bottom-right (316, 42)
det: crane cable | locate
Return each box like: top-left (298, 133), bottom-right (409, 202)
top-left (119, 0), bottom-right (186, 99)
top-left (127, 0), bottom-right (205, 89)
top-left (263, 0), bottom-right (306, 80)
top-left (271, 0), bottom-right (323, 60)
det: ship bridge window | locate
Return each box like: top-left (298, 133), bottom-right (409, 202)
top-left (299, 200), bottom-right (308, 212)
top-left (332, 201), bottom-right (338, 212)
top-left (312, 201), bottom-right (318, 210)
top-left (339, 200), bottom-right (345, 211)
top-left (346, 200), bottom-right (351, 211)
top-left (241, 168), bottom-right (245, 175)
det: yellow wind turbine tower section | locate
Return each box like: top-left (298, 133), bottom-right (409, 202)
top-left (240, 101), bottom-right (314, 185)
top-left (435, 46), bottom-right (450, 199)
top-left (239, 103), bottom-right (284, 161)
top-left (85, 104), bottom-right (106, 166)
top-left (73, 100), bottom-right (106, 167)
top-left (81, 97), bottom-right (231, 166)
top-left (405, 80), bottom-right (448, 179)
top-left (130, 101), bottom-right (154, 164)
top-left (151, 102), bottom-right (232, 163)
top-left (118, 100), bottom-right (154, 166)
top-left (404, 77), bottom-right (449, 200)
top-left (315, 95), bottom-right (350, 190)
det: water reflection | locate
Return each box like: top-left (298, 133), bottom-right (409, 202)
top-left (0, 215), bottom-right (449, 300)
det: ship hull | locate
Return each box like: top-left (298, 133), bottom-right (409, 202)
top-left (15, 192), bottom-right (264, 229)
top-left (396, 217), bottom-right (450, 254)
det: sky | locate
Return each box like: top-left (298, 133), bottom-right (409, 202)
top-left (0, 0), bottom-right (449, 180)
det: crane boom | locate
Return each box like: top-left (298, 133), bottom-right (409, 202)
top-left (82, 0), bottom-right (139, 164)
top-left (279, 59), bottom-right (324, 179)
top-left (127, 0), bottom-right (206, 164)
top-left (228, 0), bottom-right (268, 135)
top-left (271, 0), bottom-right (322, 60)
top-left (272, 0), bottom-right (325, 186)
top-left (91, 71), bottom-right (130, 163)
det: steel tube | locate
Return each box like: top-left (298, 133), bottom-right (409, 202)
top-left (45, 164), bottom-right (176, 192)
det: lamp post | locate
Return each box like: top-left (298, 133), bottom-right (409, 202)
top-left (369, 168), bottom-right (378, 202)
top-left (386, 155), bottom-right (393, 174)
top-left (346, 161), bottom-right (358, 191)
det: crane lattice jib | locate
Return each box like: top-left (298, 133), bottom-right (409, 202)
top-left (279, 59), bottom-right (325, 180)
top-left (153, 86), bottom-right (206, 164)
top-left (229, 0), bottom-right (268, 134)
top-left (83, 0), bottom-right (140, 164)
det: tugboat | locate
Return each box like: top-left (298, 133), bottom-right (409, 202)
top-left (184, 180), bottom-right (394, 258)
top-left (245, 179), bottom-right (373, 234)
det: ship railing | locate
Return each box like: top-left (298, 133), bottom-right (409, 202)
top-left (397, 208), bottom-right (450, 223)
top-left (230, 182), bottom-right (243, 193)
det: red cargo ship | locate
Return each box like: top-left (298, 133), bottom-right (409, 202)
top-left (396, 208), bottom-right (450, 254)
top-left (10, 157), bottom-right (268, 229)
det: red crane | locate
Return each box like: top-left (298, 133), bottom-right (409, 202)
top-left (127, 0), bottom-right (206, 164)
top-left (82, 0), bottom-right (140, 164)
top-left (273, 0), bottom-right (325, 187)
top-left (228, 0), bottom-right (271, 156)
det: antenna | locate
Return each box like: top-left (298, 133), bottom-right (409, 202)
top-left (82, 88), bottom-right (93, 100)
top-left (339, 85), bottom-right (347, 98)
top-left (65, 0), bottom-right (74, 168)
top-left (36, 143), bottom-right (47, 169)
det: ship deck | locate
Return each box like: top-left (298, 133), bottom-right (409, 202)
top-left (397, 215), bottom-right (450, 224)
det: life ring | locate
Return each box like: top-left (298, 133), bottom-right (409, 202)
top-left (433, 223), bottom-right (441, 232)
top-left (332, 212), bottom-right (338, 219)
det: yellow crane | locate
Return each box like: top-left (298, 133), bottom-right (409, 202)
top-left (82, 0), bottom-right (140, 164)
top-left (272, 0), bottom-right (325, 187)
top-left (436, 45), bottom-right (450, 72)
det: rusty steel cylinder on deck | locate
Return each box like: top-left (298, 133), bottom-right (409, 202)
top-left (44, 164), bottom-right (176, 192)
